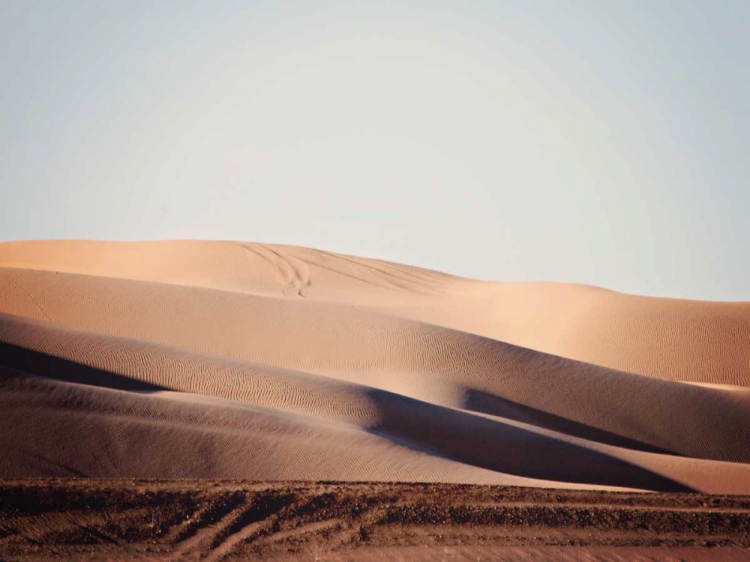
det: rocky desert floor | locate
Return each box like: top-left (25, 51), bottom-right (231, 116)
top-left (2, 480), bottom-right (750, 561)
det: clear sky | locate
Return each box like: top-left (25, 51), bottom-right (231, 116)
top-left (1, 1), bottom-right (748, 300)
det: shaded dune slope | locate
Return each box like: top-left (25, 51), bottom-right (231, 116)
top-left (0, 241), bottom-right (749, 493)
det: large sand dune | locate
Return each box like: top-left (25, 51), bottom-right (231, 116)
top-left (1, 240), bottom-right (749, 493)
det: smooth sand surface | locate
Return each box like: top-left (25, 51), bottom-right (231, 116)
top-left (1, 240), bottom-right (749, 493)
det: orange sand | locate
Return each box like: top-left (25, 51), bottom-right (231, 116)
top-left (1, 240), bottom-right (748, 493)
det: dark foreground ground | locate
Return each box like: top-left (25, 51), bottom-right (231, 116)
top-left (1, 481), bottom-right (750, 561)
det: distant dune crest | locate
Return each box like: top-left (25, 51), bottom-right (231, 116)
top-left (1, 240), bottom-right (749, 493)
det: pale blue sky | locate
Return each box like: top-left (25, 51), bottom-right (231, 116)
top-left (1, 1), bottom-right (748, 300)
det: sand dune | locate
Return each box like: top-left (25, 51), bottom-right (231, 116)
top-left (2, 240), bottom-right (748, 385)
top-left (0, 240), bottom-right (749, 493)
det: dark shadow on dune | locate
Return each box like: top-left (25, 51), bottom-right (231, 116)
top-left (464, 389), bottom-right (680, 457)
top-left (363, 388), bottom-right (694, 493)
top-left (0, 341), bottom-right (166, 392)
top-left (0, 341), bottom-right (693, 492)
top-left (1, 444), bottom-right (87, 478)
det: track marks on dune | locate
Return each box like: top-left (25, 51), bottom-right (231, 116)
top-left (168, 492), bottom-right (247, 559)
top-left (205, 492), bottom-right (295, 562)
top-left (241, 244), bottom-right (311, 297)
top-left (312, 249), bottom-right (449, 294)
top-left (172, 490), bottom-right (332, 562)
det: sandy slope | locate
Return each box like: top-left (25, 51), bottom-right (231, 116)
top-left (0, 240), bottom-right (748, 493)
top-left (2, 240), bottom-right (748, 385)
